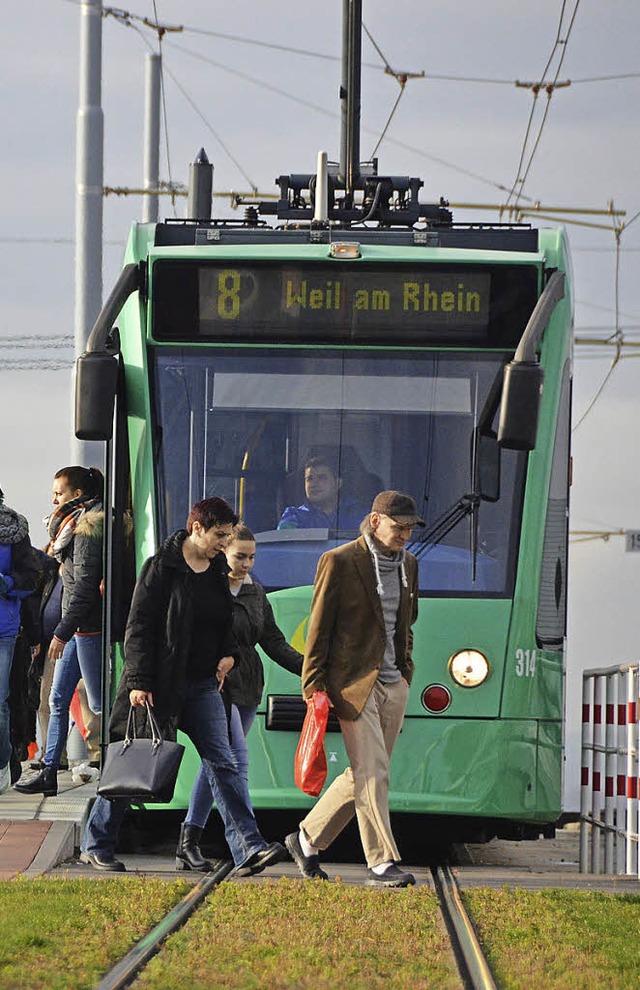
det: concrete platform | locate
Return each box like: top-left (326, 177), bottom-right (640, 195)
top-left (0, 765), bottom-right (97, 878)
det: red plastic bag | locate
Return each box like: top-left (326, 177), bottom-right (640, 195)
top-left (294, 691), bottom-right (329, 796)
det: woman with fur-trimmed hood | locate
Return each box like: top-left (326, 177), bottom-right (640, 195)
top-left (15, 466), bottom-right (104, 798)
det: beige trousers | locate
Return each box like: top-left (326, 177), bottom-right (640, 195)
top-left (300, 678), bottom-right (409, 868)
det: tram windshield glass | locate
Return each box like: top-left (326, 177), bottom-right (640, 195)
top-left (152, 347), bottom-right (526, 596)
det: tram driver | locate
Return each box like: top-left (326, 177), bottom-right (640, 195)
top-left (277, 446), bottom-right (366, 532)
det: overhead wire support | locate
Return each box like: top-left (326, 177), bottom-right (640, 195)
top-left (515, 79), bottom-right (571, 94)
top-left (570, 529), bottom-right (626, 544)
top-left (103, 6), bottom-right (183, 38)
top-left (362, 21), bottom-right (424, 160)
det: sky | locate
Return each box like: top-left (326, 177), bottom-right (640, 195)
top-left (2, 0), bottom-right (640, 811)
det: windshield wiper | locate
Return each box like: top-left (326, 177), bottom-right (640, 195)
top-left (408, 492), bottom-right (480, 558)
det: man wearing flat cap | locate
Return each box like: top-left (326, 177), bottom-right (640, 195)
top-left (286, 490), bottom-right (423, 887)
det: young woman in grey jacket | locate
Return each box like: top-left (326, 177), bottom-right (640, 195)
top-left (176, 523), bottom-right (303, 871)
top-left (15, 466), bottom-right (103, 797)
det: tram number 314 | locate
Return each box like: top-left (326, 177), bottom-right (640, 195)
top-left (515, 648), bottom-right (537, 677)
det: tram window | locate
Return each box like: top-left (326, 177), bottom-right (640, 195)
top-left (151, 347), bottom-right (526, 597)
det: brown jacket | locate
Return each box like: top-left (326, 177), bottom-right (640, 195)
top-left (302, 535), bottom-right (418, 720)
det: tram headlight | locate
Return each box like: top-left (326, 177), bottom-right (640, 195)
top-left (448, 649), bottom-right (490, 688)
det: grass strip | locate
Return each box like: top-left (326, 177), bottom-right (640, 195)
top-left (464, 887), bottom-right (640, 990)
top-left (134, 877), bottom-right (459, 990)
top-left (0, 877), bottom-right (192, 990)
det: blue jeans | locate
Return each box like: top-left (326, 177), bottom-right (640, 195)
top-left (0, 636), bottom-right (17, 768)
top-left (44, 634), bottom-right (102, 768)
top-left (81, 681), bottom-right (267, 868)
top-left (186, 703), bottom-right (257, 828)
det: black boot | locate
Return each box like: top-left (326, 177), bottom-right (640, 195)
top-left (175, 823), bottom-right (212, 871)
top-left (14, 766), bottom-right (58, 797)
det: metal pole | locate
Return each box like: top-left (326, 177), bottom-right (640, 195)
top-left (625, 667), bottom-right (636, 875)
top-left (74, 0), bottom-right (104, 464)
top-left (604, 671), bottom-right (617, 872)
top-left (142, 53), bottom-right (161, 224)
top-left (339, 0), bottom-right (362, 205)
top-left (591, 675), bottom-right (604, 872)
top-left (99, 434), bottom-right (113, 764)
top-left (579, 673), bottom-right (592, 872)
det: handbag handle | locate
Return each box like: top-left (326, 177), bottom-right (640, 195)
top-left (124, 702), bottom-right (164, 750)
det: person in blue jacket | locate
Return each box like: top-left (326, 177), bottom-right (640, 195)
top-left (0, 487), bottom-right (40, 794)
top-left (277, 449), bottom-right (364, 532)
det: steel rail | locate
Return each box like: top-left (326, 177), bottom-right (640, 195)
top-left (93, 859), bottom-right (234, 990)
top-left (432, 864), bottom-right (498, 990)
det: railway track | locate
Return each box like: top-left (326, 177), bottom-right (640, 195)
top-left (93, 859), bottom-right (234, 990)
top-left (432, 863), bottom-right (498, 990)
top-left (90, 858), bottom-right (497, 990)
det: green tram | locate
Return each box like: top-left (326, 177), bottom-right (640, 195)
top-left (77, 10), bottom-right (571, 844)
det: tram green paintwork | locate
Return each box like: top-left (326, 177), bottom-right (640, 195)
top-left (113, 222), bottom-right (572, 832)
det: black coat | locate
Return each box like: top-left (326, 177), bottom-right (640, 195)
top-left (109, 531), bottom-right (239, 741)
top-left (226, 578), bottom-right (303, 708)
top-left (55, 509), bottom-right (104, 641)
top-left (21, 550), bottom-right (60, 649)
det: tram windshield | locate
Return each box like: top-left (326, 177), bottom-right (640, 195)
top-left (152, 347), bottom-right (526, 596)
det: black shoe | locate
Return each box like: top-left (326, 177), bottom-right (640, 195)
top-left (14, 766), bottom-right (58, 797)
top-left (366, 863), bottom-right (415, 888)
top-left (175, 823), bottom-right (213, 872)
top-left (285, 831), bottom-right (329, 880)
top-left (80, 851), bottom-right (126, 872)
top-left (29, 760), bottom-right (44, 772)
top-left (9, 751), bottom-right (22, 784)
top-left (235, 841), bottom-right (288, 877)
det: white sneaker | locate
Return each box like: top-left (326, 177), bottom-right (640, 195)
top-left (0, 763), bottom-right (10, 795)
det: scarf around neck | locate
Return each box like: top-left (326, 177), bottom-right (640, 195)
top-left (47, 495), bottom-right (101, 562)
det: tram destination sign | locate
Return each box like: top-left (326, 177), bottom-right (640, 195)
top-left (152, 260), bottom-right (539, 347)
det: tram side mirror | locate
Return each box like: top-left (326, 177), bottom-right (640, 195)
top-left (477, 432), bottom-right (500, 503)
top-left (498, 361), bottom-right (544, 451)
top-left (75, 351), bottom-right (118, 440)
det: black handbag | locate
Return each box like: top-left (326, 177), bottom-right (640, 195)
top-left (97, 703), bottom-right (185, 803)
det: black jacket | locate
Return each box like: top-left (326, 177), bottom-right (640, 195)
top-left (109, 530), bottom-right (239, 740)
top-left (21, 550), bottom-right (60, 648)
top-left (226, 578), bottom-right (303, 708)
top-left (55, 509), bottom-right (104, 641)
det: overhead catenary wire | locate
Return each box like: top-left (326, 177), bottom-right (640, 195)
top-left (87, 2), bottom-right (640, 87)
top-left (160, 60), bottom-right (258, 192)
top-left (505, 0), bottom-right (581, 211)
top-left (164, 38), bottom-right (538, 200)
top-left (572, 219), bottom-right (624, 431)
top-left (36, 0), bottom-right (639, 428)
top-left (97, 3), bottom-right (638, 210)
top-left (361, 21), bottom-right (424, 161)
